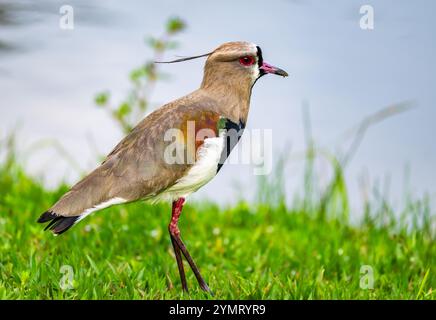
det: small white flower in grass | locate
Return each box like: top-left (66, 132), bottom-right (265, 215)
top-left (150, 229), bottom-right (160, 238)
top-left (212, 227), bottom-right (220, 236)
top-left (291, 270), bottom-right (297, 277)
top-left (245, 266), bottom-right (253, 273)
top-left (338, 248), bottom-right (344, 256)
top-left (84, 225), bottom-right (92, 232)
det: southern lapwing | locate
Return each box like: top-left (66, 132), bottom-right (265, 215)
top-left (38, 41), bottom-right (288, 293)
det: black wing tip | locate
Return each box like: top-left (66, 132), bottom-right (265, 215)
top-left (37, 211), bottom-right (56, 223)
top-left (37, 211), bottom-right (80, 235)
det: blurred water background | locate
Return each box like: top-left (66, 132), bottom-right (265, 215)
top-left (0, 0), bottom-right (435, 217)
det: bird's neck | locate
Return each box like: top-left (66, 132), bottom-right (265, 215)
top-left (200, 79), bottom-right (252, 125)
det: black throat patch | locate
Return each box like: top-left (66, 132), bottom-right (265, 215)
top-left (217, 118), bottom-right (245, 173)
top-left (254, 45), bottom-right (266, 84)
top-left (256, 46), bottom-right (264, 68)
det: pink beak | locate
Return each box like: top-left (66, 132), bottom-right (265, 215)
top-left (260, 62), bottom-right (288, 77)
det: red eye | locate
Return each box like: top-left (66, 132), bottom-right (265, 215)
top-left (239, 56), bottom-right (255, 66)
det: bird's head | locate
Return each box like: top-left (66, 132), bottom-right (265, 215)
top-left (156, 41), bottom-right (288, 93)
top-left (201, 41), bottom-right (288, 90)
top-left (204, 41), bottom-right (288, 86)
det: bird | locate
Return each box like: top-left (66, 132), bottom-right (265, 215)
top-left (37, 41), bottom-right (288, 293)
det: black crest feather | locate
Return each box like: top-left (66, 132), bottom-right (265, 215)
top-left (154, 52), bottom-right (211, 64)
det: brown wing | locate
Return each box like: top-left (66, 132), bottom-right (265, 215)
top-left (40, 94), bottom-right (222, 224)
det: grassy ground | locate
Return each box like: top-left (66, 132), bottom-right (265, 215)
top-left (0, 157), bottom-right (434, 300)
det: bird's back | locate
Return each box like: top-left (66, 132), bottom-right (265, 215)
top-left (38, 90), bottom-right (227, 233)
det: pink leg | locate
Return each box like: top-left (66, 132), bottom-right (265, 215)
top-left (169, 198), bottom-right (188, 291)
top-left (168, 197), bottom-right (211, 293)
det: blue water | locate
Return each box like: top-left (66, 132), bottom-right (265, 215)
top-left (1, 0), bottom-right (435, 216)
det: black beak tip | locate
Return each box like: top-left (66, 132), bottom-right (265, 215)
top-left (277, 69), bottom-right (289, 77)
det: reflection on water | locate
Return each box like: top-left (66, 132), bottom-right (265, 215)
top-left (0, 0), bottom-right (120, 56)
top-left (0, 0), bottom-right (55, 54)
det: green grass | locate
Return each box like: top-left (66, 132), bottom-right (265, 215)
top-left (0, 157), bottom-right (434, 300)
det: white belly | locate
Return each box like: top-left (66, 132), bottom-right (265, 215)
top-left (151, 134), bottom-right (225, 202)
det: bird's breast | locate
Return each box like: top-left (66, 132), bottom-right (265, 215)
top-left (152, 133), bottom-right (226, 202)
